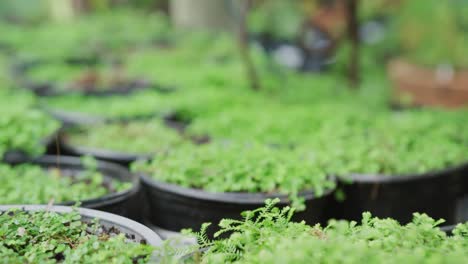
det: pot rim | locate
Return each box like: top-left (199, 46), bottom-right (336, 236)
top-left (139, 173), bottom-right (335, 204)
top-left (345, 162), bottom-right (468, 183)
top-left (0, 204), bottom-right (162, 246)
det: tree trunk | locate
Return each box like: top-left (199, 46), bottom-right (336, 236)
top-left (238, 0), bottom-right (260, 91)
top-left (347, 0), bottom-right (359, 88)
top-left (169, 0), bottom-right (234, 31)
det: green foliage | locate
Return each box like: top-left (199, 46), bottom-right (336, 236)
top-left (132, 141), bottom-right (335, 210)
top-left (0, 160), bottom-right (131, 204)
top-left (188, 103), bottom-right (468, 176)
top-left (0, 108), bottom-right (59, 159)
top-left (179, 199), bottom-right (468, 264)
top-left (0, 208), bottom-right (153, 263)
top-left (397, 0), bottom-right (468, 67)
top-left (67, 119), bottom-right (184, 154)
top-left (42, 89), bottom-right (171, 119)
top-left (3, 9), bottom-right (171, 61)
top-left (3, 6), bottom-right (468, 183)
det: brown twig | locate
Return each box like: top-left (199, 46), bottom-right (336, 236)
top-left (346, 0), bottom-right (360, 88)
top-left (238, 0), bottom-right (260, 91)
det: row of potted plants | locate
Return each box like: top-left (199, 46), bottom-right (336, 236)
top-left (1, 31), bottom-right (466, 235)
top-left (46, 99), bottom-right (467, 227)
top-left (4, 109), bottom-right (464, 237)
top-left (3, 0), bottom-right (467, 108)
top-left (0, 103), bottom-right (163, 263)
top-left (2, 199), bottom-right (465, 263)
top-left (0, 4), bottom-right (467, 262)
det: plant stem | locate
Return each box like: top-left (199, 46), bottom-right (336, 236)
top-left (347, 0), bottom-right (360, 88)
top-left (238, 0), bottom-right (260, 91)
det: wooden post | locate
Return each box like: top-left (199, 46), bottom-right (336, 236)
top-left (347, 0), bottom-right (360, 88)
top-left (238, 0), bottom-right (260, 91)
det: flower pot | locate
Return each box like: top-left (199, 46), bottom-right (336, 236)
top-left (334, 163), bottom-right (468, 225)
top-left (387, 59), bottom-right (468, 108)
top-left (0, 205), bottom-right (163, 263)
top-left (5, 155), bottom-right (143, 221)
top-left (59, 139), bottom-right (152, 167)
top-left (42, 106), bottom-right (106, 126)
top-left (0, 205), bottom-right (162, 246)
top-left (2, 128), bottom-right (60, 163)
top-left (55, 116), bottom-right (184, 167)
top-left (139, 174), bottom-right (335, 234)
top-left (440, 224), bottom-right (457, 235)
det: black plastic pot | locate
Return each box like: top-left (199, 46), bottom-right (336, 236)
top-left (42, 106), bottom-right (106, 127)
top-left (139, 174), bottom-right (335, 234)
top-left (0, 205), bottom-right (162, 245)
top-left (334, 163), bottom-right (468, 225)
top-left (59, 140), bottom-right (152, 168)
top-left (440, 224), bottom-right (457, 236)
top-left (2, 130), bottom-right (61, 163)
top-left (53, 113), bottom-right (191, 166)
top-left (5, 155), bottom-right (143, 221)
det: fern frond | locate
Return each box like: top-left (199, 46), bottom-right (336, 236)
top-left (194, 223), bottom-right (213, 247)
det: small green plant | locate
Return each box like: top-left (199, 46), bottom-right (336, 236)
top-left (0, 158), bottom-right (131, 204)
top-left (188, 104), bottom-right (468, 176)
top-left (3, 9), bottom-right (171, 61)
top-left (132, 141), bottom-right (335, 210)
top-left (177, 199), bottom-right (468, 264)
top-left (0, 208), bottom-right (154, 263)
top-left (42, 89), bottom-right (171, 119)
top-left (67, 119), bottom-right (184, 154)
top-left (0, 108), bottom-right (60, 159)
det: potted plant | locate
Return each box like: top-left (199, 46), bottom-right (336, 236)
top-left (327, 109), bottom-right (468, 224)
top-left (58, 119), bottom-right (184, 166)
top-left (131, 141), bottom-right (336, 234)
top-left (0, 106), bottom-right (60, 162)
top-left (177, 199), bottom-right (468, 263)
top-left (3, 155), bottom-right (141, 220)
top-left (186, 104), bottom-right (468, 224)
top-left (40, 89), bottom-right (173, 126)
top-left (387, 0), bottom-right (468, 108)
top-left (0, 205), bottom-right (162, 263)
